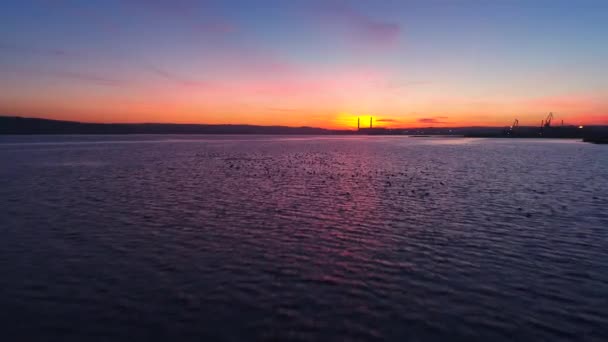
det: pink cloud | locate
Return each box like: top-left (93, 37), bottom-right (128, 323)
top-left (144, 59), bottom-right (389, 105)
top-left (349, 15), bottom-right (400, 45)
top-left (312, 2), bottom-right (401, 48)
top-left (237, 68), bottom-right (387, 97)
top-left (418, 117), bottom-right (449, 124)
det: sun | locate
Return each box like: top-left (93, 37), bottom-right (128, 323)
top-left (331, 113), bottom-right (374, 129)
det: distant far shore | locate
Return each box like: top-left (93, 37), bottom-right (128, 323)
top-left (1, 116), bottom-right (608, 140)
top-left (0, 116), bottom-right (348, 135)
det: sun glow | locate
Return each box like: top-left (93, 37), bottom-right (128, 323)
top-left (332, 113), bottom-right (367, 129)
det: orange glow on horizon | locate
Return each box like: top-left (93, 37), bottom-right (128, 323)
top-left (1, 90), bottom-right (607, 130)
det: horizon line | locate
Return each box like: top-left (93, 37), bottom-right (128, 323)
top-left (3, 115), bottom-right (606, 131)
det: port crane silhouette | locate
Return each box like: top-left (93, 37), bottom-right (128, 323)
top-left (541, 112), bottom-right (554, 128)
top-left (504, 119), bottom-right (519, 135)
top-left (511, 119), bottom-right (519, 130)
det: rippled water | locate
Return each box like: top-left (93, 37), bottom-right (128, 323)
top-left (1, 135), bottom-right (607, 341)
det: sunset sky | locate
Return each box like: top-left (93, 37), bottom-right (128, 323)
top-left (1, 0), bottom-right (607, 129)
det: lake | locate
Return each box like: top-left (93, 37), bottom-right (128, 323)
top-left (1, 135), bottom-right (607, 341)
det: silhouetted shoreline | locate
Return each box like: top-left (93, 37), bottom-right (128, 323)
top-left (0, 116), bottom-right (349, 135)
top-left (2, 116), bottom-right (607, 141)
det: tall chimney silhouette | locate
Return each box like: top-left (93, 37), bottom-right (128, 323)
top-left (370, 116), bottom-right (372, 129)
top-left (357, 117), bottom-right (360, 130)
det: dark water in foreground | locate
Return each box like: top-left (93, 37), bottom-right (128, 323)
top-left (1, 135), bottom-right (607, 341)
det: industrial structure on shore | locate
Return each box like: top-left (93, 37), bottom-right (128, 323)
top-left (357, 116), bottom-right (389, 135)
top-left (498, 112), bottom-right (588, 138)
top-left (353, 113), bottom-right (606, 140)
top-left (357, 116), bottom-right (373, 130)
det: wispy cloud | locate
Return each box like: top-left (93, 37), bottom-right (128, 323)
top-left (124, 0), bottom-right (238, 35)
top-left (376, 118), bottom-right (399, 122)
top-left (2, 67), bottom-right (128, 87)
top-left (44, 70), bottom-right (127, 87)
top-left (0, 43), bottom-right (75, 57)
top-left (312, 1), bottom-right (401, 48)
top-left (418, 116), bottom-right (448, 124)
top-left (146, 65), bottom-right (215, 89)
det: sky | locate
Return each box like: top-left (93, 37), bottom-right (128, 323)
top-left (1, 0), bottom-right (607, 129)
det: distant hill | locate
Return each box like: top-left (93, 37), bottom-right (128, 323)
top-left (0, 116), bottom-right (349, 135)
top-left (2, 115), bottom-right (607, 138)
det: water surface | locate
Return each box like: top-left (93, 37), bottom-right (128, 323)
top-left (1, 135), bottom-right (607, 341)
